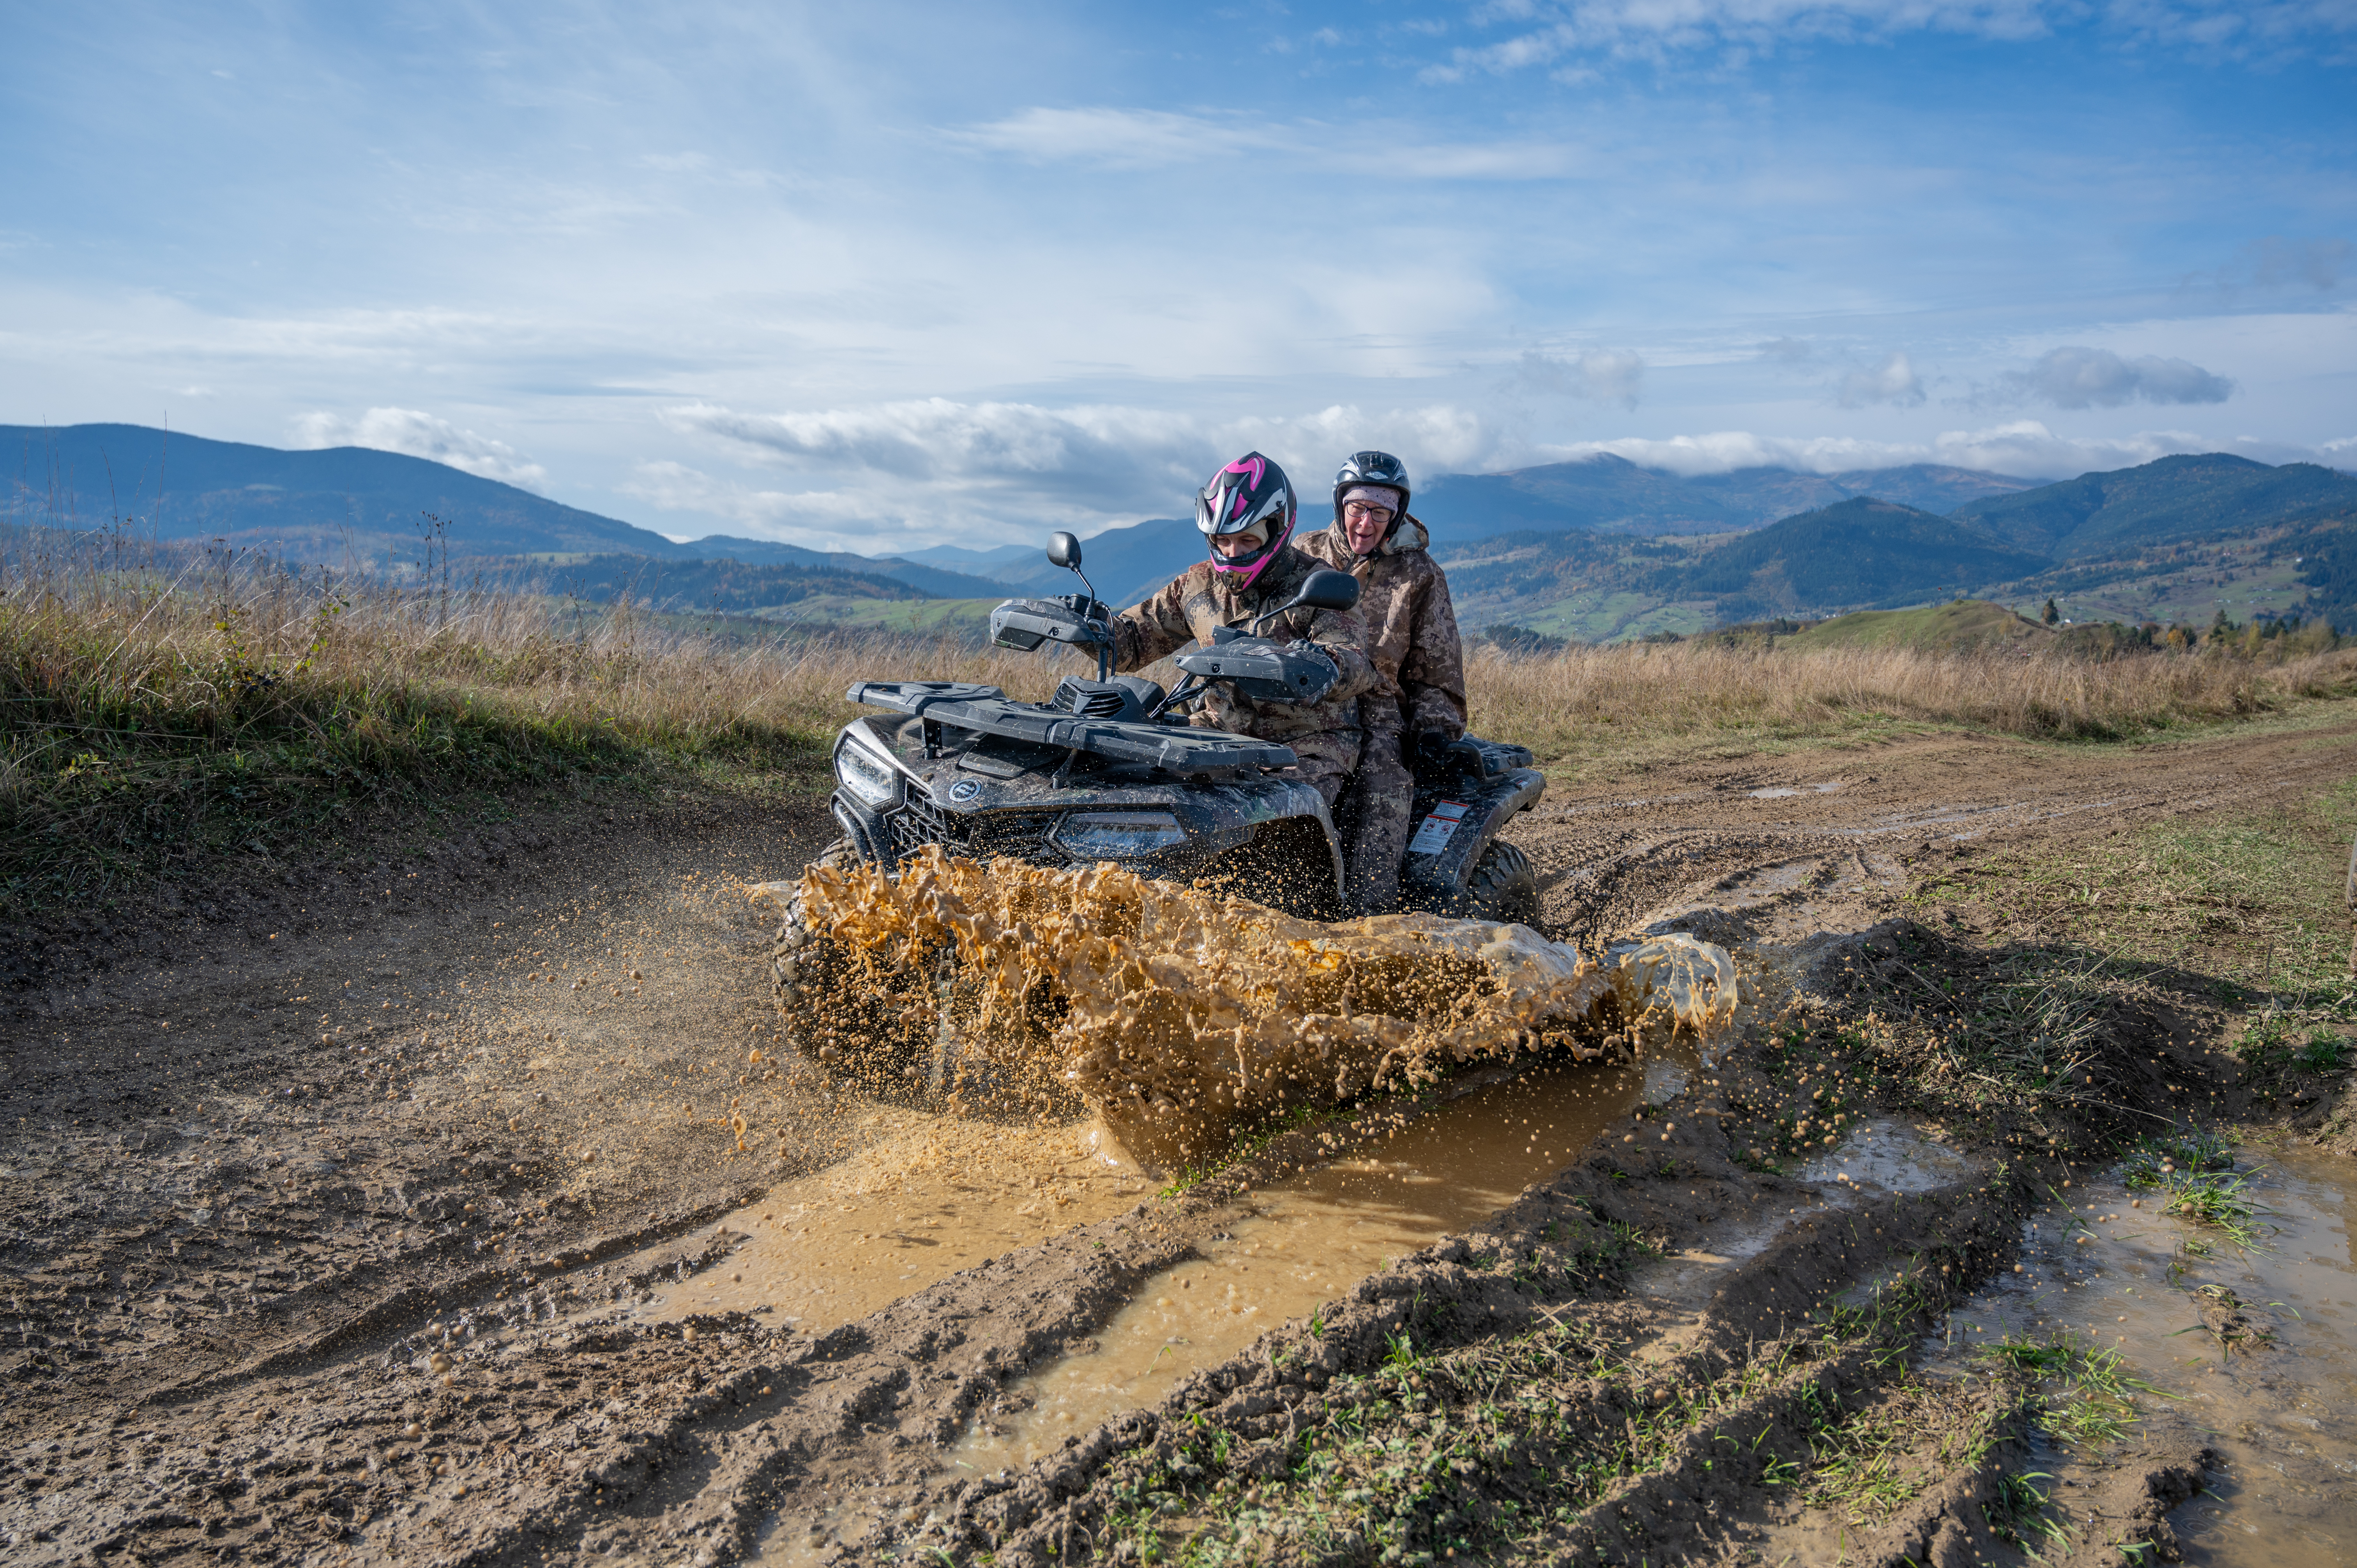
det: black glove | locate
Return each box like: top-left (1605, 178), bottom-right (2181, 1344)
top-left (1058, 593), bottom-right (1114, 642)
top-left (1412, 729), bottom-right (1454, 768)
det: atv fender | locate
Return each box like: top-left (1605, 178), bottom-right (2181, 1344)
top-left (1400, 766), bottom-right (1546, 913)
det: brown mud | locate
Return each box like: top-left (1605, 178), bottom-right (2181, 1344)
top-left (2, 719), bottom-right (2354, 1565)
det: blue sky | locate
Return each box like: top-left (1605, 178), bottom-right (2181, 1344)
top-left (4, 0), bottom-right (2352, 551)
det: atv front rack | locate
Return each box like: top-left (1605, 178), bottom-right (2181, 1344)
top-left (847, 681), bottom-right (1299, 780)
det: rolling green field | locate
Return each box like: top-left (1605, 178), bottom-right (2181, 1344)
top-left (1781, 600), bottom-right (2053, 653)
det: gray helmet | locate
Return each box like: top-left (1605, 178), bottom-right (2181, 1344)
top-left (1333, 450), bottom-right (1411, 542)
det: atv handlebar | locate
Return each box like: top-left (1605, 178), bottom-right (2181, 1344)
top-left (1170, 636), bottom-right (1340, 706)
top-left (990, 595), bottom-right (1113, 652)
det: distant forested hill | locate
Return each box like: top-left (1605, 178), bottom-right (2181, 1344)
top-left (0, 422), bottom-right (1010, 597)
top-left (1651, 498), bottom-right (2050, 622)
top-left (1415, 456), bottom-right (2037, 542)
top-left (522, 554), bottom-right (939, 613)
top-left (1951, 454), bottom-right (2357, 556)
top-left (1442, 454), bottom-right (2357, 638)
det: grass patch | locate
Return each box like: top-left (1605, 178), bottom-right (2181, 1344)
top-left (1906, 775), bottom-right (2357, 1008)
top-left (1978, 1331), bottom-right (2172, 1449)
top-left (1100, 1274), bottom-right (1950, 1566)
top-left (0, 531), bottom-right (1062, 911)
top-left (1743, 933), bottom-right (2130, 1155)
top-left (2118, 1128), bottom-right (2279, 1253)
top-left (1985, 1470), bottom-right (2070, 1559)
top-left (1795, 1376), bottom-right (2021, 1527)
top-left (1467, 639), bottom-right (2357, 782)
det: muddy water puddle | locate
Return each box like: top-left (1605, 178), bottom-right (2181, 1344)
top-left (1748, 781), bottom-right (1849, 799)
top-left (1928, 1141), bottom-right (2357, 1564)
top-left (944, 1050), bottom-right (1696, 1477)
top-left (583, 1111), bottom-right (1151, 1334)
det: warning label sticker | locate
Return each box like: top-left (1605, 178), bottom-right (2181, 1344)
top-left (1407, 800), bottom-right (1472, 856)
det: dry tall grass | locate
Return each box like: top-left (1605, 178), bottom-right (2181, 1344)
top-left (1467, 639), bottom-right (2357, 771)
top-left (7, 525), bottom-right (2357, 905)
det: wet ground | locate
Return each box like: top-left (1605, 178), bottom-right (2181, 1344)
top-left (4, 719), bottom-right (2357, 1564)
top-left (1928, 1138), bottom-right (2357, 1565)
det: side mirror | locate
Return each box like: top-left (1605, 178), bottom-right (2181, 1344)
top-left (1295, 568), bottom-right (1360, 613)
top-left (1047, 531), bottom-right (1083, 569)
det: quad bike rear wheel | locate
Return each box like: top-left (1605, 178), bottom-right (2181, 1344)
top-left (1461, 839), bottom-right (1540, 926)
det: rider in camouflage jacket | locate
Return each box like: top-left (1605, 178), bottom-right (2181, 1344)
top-left (1299, 510), bottom-right (1467, 744)
top-left (1111, 543), bottom-right (1378, 804)
top-left (1299, 453), bottom-right (1468, 913)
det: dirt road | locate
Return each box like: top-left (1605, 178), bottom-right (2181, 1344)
top-left (4, 715), bottom-right (2352, 1565)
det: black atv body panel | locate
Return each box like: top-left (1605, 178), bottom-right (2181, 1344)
top-left (847, 681), bottom-right (1293, 778)
top-left (825, 673), bottom-right (1541, 917)
top-left (1401, 763), bottom-right (1547, 912)
top-left (829, 700), bottom-right (1343, 906)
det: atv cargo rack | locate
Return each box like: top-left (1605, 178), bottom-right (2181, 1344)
top-left (846, 681), bottom-right (1298, 781)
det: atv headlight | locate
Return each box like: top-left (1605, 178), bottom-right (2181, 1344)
top-left (834, 729), bottom-right (903, 809)
top-left (1053, 810), bottom-right (1189, 860)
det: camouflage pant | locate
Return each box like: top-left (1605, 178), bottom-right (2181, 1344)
top-left (1281, 730), bottom-right (1360, 812)
top-left (1338, 729), bottom-right (1415, 915)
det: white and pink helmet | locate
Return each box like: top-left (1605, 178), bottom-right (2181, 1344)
top-left (1195, 451), bottom-right (1297, 591)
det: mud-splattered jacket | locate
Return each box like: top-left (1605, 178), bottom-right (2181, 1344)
top-left (1299, 514), bottom-right (1467, 740)
top-left (1111, 545), bottom-right (1378, 777)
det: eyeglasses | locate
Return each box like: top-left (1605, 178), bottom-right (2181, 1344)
top-left (1342, 501), bottom-right (1396, 521)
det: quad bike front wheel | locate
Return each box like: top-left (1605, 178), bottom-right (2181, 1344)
top-left (770, 838), bottom-right (968, 1097)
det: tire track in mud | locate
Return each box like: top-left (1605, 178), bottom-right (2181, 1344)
top-left (2, 719), bottom-right (2352, 1564)
top-left (1520, 723), bottom-right (2357, 950)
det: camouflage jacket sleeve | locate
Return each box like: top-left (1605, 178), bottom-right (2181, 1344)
top-left (1111, 572), bottom-right (1197, 672)
top-left (1279, 602), bottom-right (1379, 708)
top-left (1401, 568), bottom-right (1468, 737)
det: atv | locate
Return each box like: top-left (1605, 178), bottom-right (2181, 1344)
top-left (770, 531), bottom-right (1546, 1068)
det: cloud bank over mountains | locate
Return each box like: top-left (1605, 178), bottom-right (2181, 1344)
top-left (1991, 347), bottom-right (2236, 410)
top-left (585, 394), bottom-right (2344, 540)
top-left (290, 408), bottom-right (549, 491)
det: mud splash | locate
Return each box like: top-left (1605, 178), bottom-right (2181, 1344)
top-left (796, 849), bottom-right (1737, 1169)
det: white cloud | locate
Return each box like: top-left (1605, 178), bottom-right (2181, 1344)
top-left (2180, 235), bottom-right (2353, 302)
top-left (1835, 350), bottom-right (1926, 408)
top-left (661, 397), bottom-right (1503, 535)
top-left (944, 106), bottom-right (1584, 180)
top-left (288, 407), bottom-right (549, 490)
top-left (620, 461), bottom-right (910, 542)
top-left (1993, 346), bottom-right (2235, 409)
top-left (1511, 348), bottom-right (1647, 408)
top-left (947, 108), bottom-right (1288, 169)
top-left (1429, 1), bottom-right (2062, 79)
top-left (1532, 420), bottom-right (2314, 479)
top-left (1424, 0), bottom-right (2355, 78)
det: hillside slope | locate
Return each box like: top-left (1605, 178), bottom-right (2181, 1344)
top-left (1417, 456), bottom-right (2036, 542)
top-left (1953, 453), bottom-right (2357, 556)
top-left (1653, 498), bottom-right (2050, 622)
top-left (0, 423), bottom-right (1010, 597)
top-left (1778, 600), bottom-right (2054, 653)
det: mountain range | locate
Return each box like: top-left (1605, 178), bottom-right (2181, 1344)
top-left (0, 423), bottom-right (1012, 599)
top-left (9, 422), bottom-right (2356, 635)
top-left (1436, 454), bottom-right (2357, 637)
